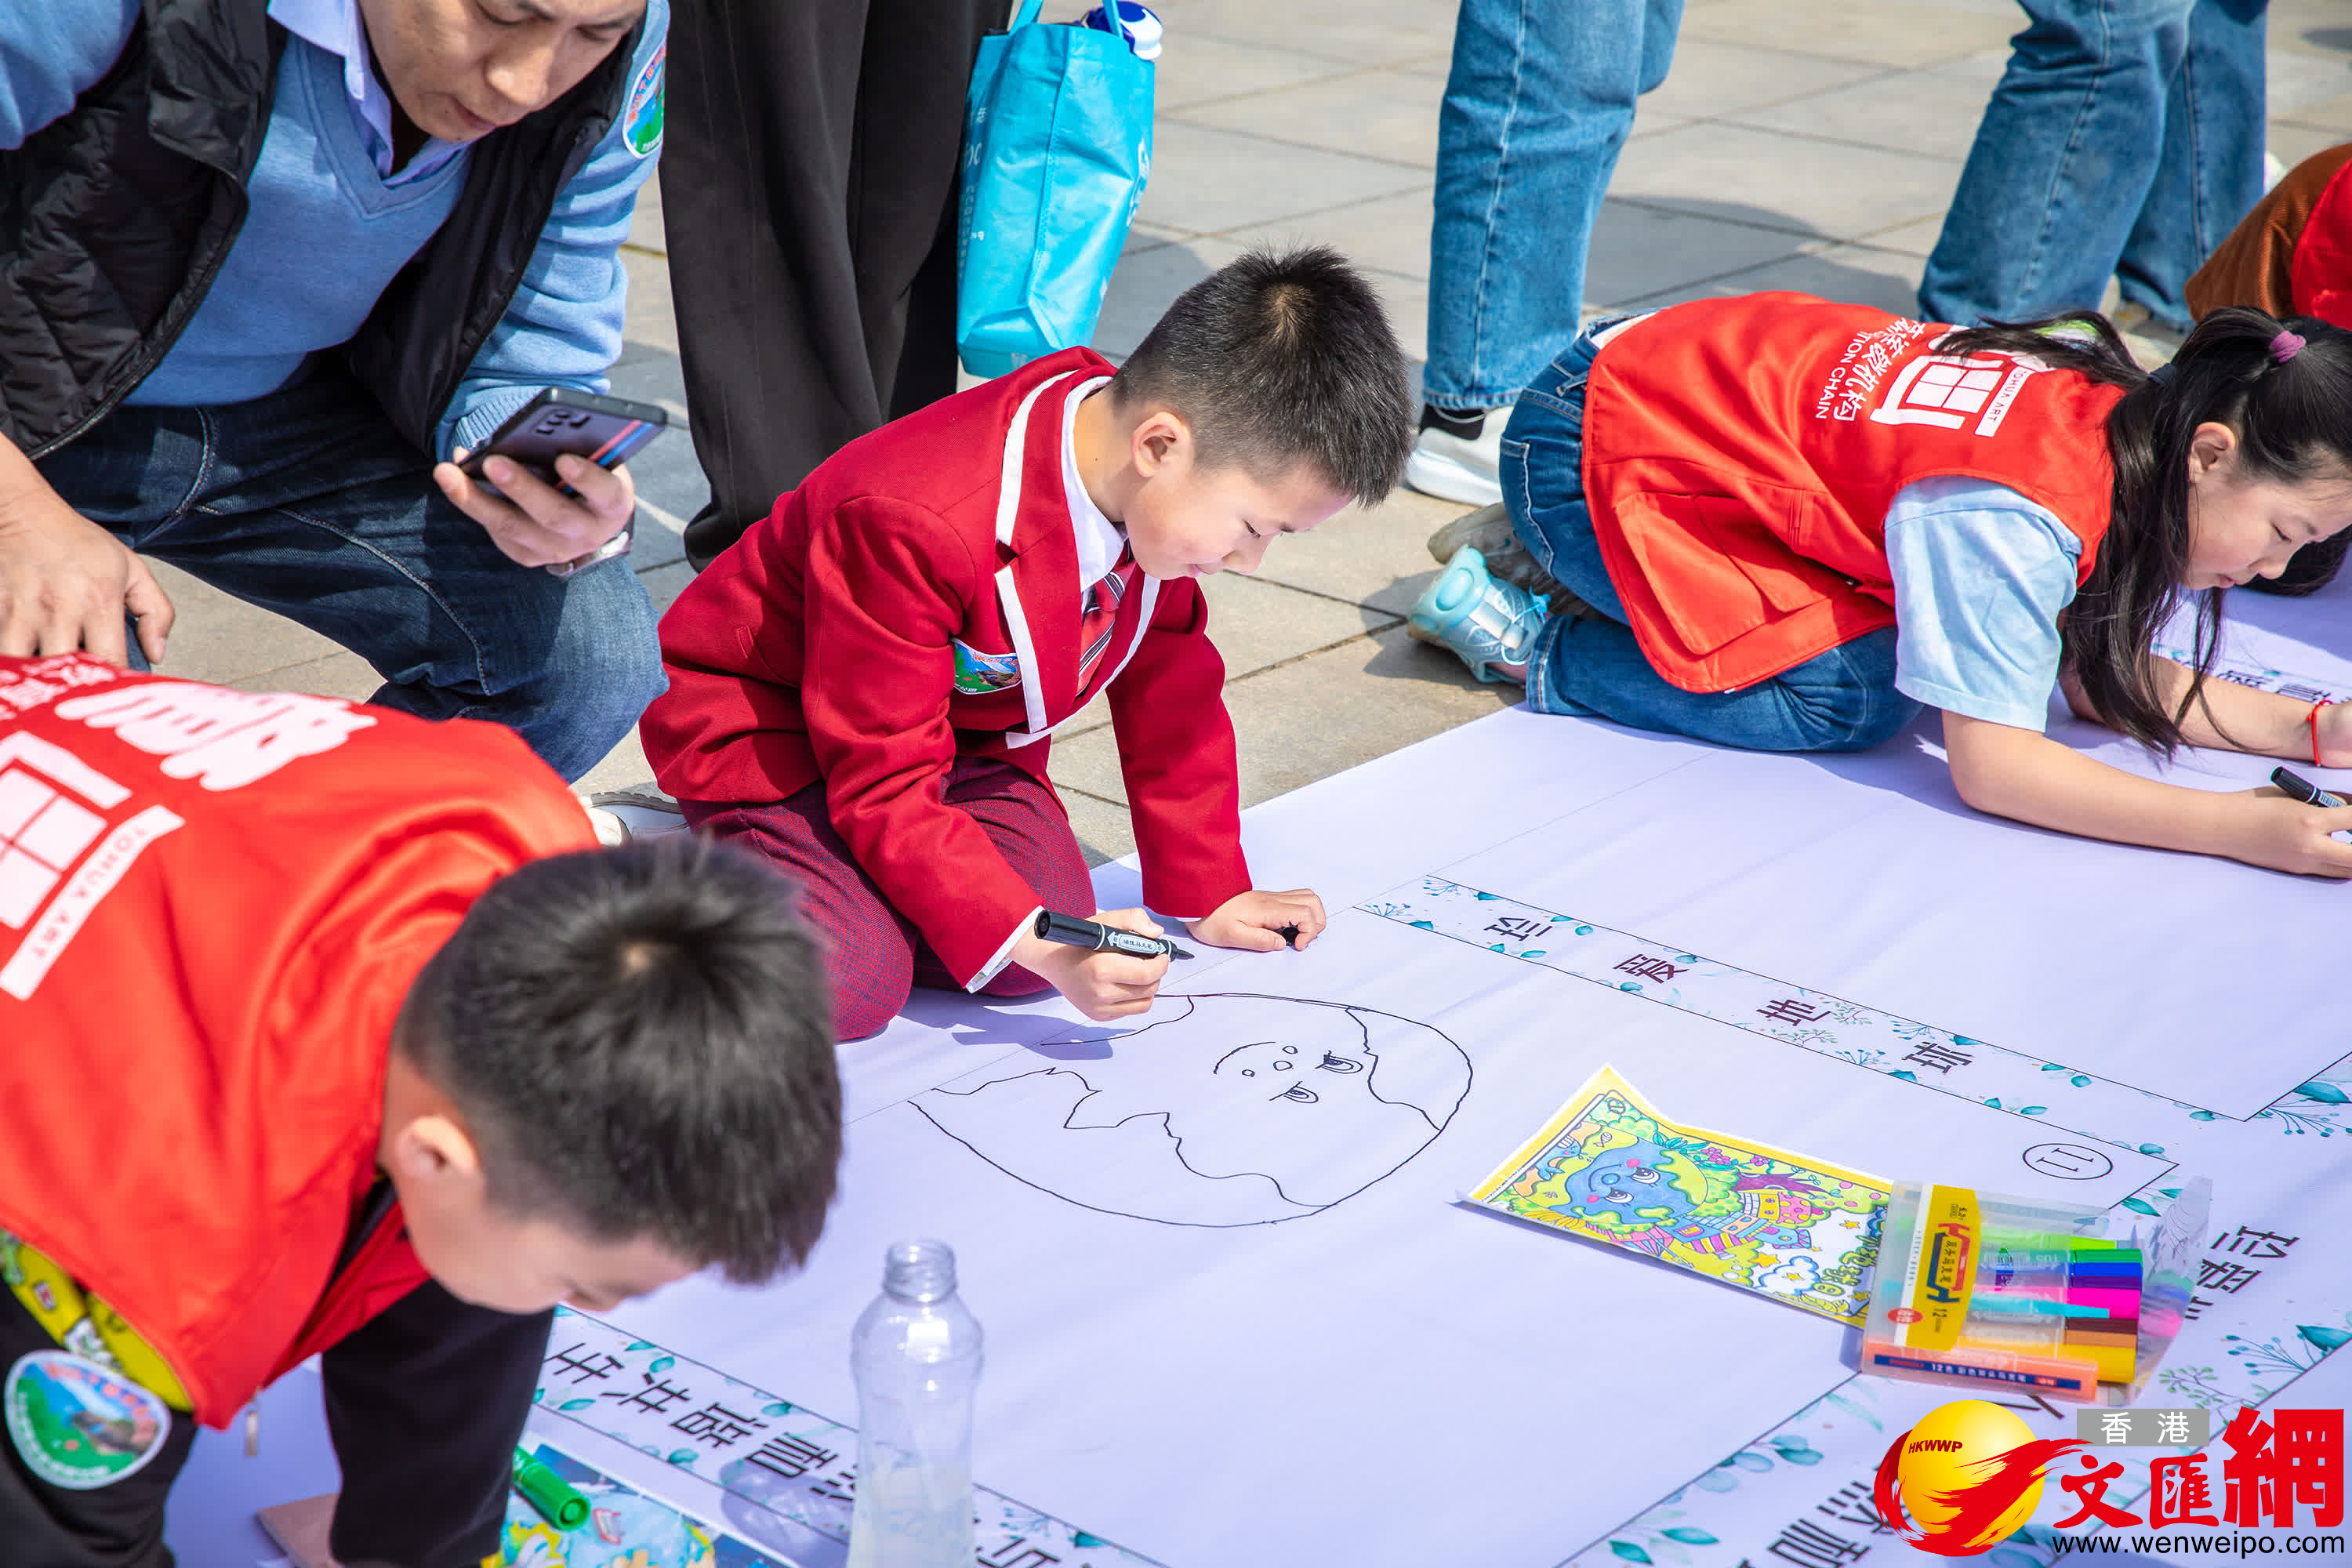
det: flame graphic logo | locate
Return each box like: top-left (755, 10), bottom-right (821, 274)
top-left (1871, 1400), bottom-right (2086, 1555)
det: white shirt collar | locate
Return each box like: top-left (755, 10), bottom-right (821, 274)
top-left (1060, 377), bottom-right (1127, 593)
top-left (267, 0), bottom-right (463, 183)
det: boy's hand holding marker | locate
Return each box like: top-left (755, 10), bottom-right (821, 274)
top-left (1018, 888), bottom-right (1328, 1020)
top-left (1015, 908), bottom-right (1174, 1021)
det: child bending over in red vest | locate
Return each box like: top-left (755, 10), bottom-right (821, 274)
top-left (1406, 293), bottom-right (2352, 878)
top-left (0, 656), bottom-right (839, 1566)
top-left (641, 248), bottom-right (1416, 1038)
top-left (2183, 142), bottom-right (2352, 599)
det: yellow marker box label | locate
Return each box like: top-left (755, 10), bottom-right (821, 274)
top-left (1901, 1184), bottom-right (1981, 1352)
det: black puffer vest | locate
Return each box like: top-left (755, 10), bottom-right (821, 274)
top-left (0, 0), bottom-right (643, 458)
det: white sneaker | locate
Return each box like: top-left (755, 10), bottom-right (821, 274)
top-left (1404, 408), bottom-right (1506, 506)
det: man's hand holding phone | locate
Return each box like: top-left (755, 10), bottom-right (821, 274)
top-left (434, 389), bottom-right (666, 574)
top-left (434, 447), bottom-right (637, 572)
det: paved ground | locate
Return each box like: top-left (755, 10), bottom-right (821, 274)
top-left (154, 0), bottom-right (2352, 862)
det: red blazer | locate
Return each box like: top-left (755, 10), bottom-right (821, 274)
top-left (641, 349), bottom-right (1252, 984)
top-left (0, 657), bottom-right (593, 1427)
top-left (1583, 295), bottom-right (2124, 694)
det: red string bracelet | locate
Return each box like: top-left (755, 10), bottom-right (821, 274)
top-left (2313, 699), bottom-right (2331, 768)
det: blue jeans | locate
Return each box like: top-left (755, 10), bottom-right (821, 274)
top-left (34, 361), bottom-right (663, 782)
top-left (1500, 328), bottom-right (1921, 753)
top-left (1424, 0), bottom-right (1683, 413)
top-left (1918, 0), bottom-right (2267, 335)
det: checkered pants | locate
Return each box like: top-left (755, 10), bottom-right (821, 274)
top-left (681, 757), bottom-right (1094, 1040)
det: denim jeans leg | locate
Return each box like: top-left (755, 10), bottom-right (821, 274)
top-left (125, 368), bottom-right (665, 782)
top-left (2114, 0), bottom-right (2266, 332)
top-left (1425, 0), bottom-right (1684, 412)
top-left (1918, 0), bottom-right (2194, 325)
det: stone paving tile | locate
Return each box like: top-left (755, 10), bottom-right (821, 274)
top-left (1248, 486), bottom-right (1463, 619)
top-left (1049, 622), bottom-right (1512, 808)
top-left (228, 649), bottom-right (378, 703)
top-left (1725, 60), bottom-right (2002, 162)
top-left (1155, 0), bottom-right (1454, 68)
top-left (1638, 37), bottom-right (1889, 122)
top-left (1152, 34), bottom-right (1362, 112)
top-left (1679, 0), bottom-right (2018, 69)
top-left (1619, 237), bottom-right (1926, 318)
top-left (1586, 201), bottom-right (1825, 311)
top-left (1048, 571), bottom-right (1404, 746)
top-left (1172, 65), bottom-right (1443, 169)
top-left (1062, 786), bottom-right (1140, 867)
top-left (1607, 122), bottom-right (1960, 243)
top-left (1218, 187), bottom-right (1435, 285)
top-left (1135, 121), bottom-right (1429, 236)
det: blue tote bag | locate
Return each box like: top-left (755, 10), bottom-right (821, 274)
top-left (956, 0), bottom-right (1156, 379)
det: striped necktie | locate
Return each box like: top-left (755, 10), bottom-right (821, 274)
top-left (1076, 554), bottom-right (1139, 689)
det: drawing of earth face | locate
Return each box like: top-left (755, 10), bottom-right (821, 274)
top-left (1555, 1138), bottom-right (1702, 1226)
top-left (912, 995), bottom-right (1473, 1226)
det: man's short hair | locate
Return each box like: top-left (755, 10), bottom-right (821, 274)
top-left (1111, 244), bottom-right (1414, 503)
top-left (401, 837), bottom-right (840, 1283)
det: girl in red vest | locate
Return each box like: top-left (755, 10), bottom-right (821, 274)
top-left (1407, 292), bottom-right (2352, 877)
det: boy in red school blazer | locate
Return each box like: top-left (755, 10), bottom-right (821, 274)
top-left (641, 248), bottom-right (1417, 1038)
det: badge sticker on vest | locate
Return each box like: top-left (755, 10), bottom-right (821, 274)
top-left (622, 42), bottom-right (665, 158)
top-left (951, 639), bottom-right (1023, 695)
top-left (4, 1350), bottom-right (170, 1490)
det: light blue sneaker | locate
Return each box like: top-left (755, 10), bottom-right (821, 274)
top-left (1407, 544), bottom-right (1547, 683)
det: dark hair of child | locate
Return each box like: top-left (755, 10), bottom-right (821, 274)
top-left (1939, 307), bottom-right (2352, 754)
top-left (397, 836), bottom-right (841, 1282)
top-left (1110, 243), bottom-right (1416, 503)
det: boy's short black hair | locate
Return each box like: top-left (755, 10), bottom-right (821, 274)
top-left (399, 837), bottom-right (840, 1283)
top-left (1111, 244), bottom-right (1414, 503)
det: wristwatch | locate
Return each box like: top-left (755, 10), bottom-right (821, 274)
top-left (545, 525), bottom-right (633, 578)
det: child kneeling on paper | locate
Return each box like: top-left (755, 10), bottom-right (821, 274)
top-left (642, 247), bottom-right (1417, 1037)
top-left (0, 658), bottom-right (840, 1566)
top-left (1407, 295), bottom-right (2352, 878)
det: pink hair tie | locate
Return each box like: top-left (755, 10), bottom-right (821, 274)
top-left (2270, 329), bottom-right (2307, 364)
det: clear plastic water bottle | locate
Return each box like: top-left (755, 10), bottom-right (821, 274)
top-left (846, 1240), bottom-right (985, 1568)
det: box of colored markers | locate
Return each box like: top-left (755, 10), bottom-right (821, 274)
top-left (1859, 1178), bottom-right (2209, 1405)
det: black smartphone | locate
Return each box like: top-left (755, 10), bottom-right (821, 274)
top-left (458, 387), bottom-right (668, 495)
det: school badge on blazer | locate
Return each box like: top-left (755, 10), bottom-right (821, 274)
top-left (951, 638), bottom-right (1023, 695)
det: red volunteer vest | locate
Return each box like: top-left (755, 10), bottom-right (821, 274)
top-left (2290, 152), bottom-right (2352, 328)
top-left (0, 659), bottom-right (593, 1428)
top-left (1580, 293), bottom-right (2128, 693)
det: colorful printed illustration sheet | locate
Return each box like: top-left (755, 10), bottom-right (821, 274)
top-left (1467, 1066), bottom-right (1889, 1324)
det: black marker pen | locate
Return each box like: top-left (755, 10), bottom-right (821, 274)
top-left (1032, 910), bottom-right (1193, 961)
top-left (2271, 765), bottom-right (2349, 809)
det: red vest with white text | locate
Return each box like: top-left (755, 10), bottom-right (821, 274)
top-left (1580, 293), bottom-right (2128, 692)
top-left (0, 659), bottom-right (592, 1428)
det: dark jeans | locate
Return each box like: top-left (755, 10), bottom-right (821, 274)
top-left (1501, 324), bottom-right (1922, 753)
top-left (0, 1281), bottom-right (550, 1568)
top-left (36, 364), bottom-right (663, 782)
top-left (663, 0), bottom-right (1011, 567)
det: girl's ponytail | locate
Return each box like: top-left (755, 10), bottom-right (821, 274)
top-left (1942, 308), bottom-right (2352, 755)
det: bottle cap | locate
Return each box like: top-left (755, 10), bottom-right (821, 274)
top-left (513, 1447), bottom-right (591, 1530)
top-left (1082, 1), bottom-right (1163, 59)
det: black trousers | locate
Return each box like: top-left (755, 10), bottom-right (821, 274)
top-left (663, 0), bottom-right (1012, 568)
top-left (0, 1283), bottom-right (550, 1568)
